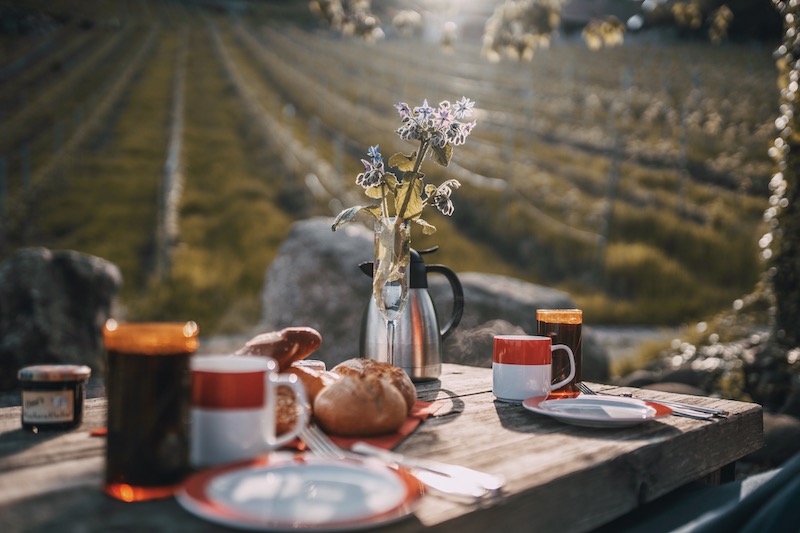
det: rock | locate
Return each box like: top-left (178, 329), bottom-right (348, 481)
top-left (615, 369), bottom-right (659, 388)
top-left (430, 273), bottom-right (573, 333)
top-left (778, 389), bottom-right (800, 419)
top-left (0, 248), bottom-right (122, 390)
top-left (656, 367), bottom-right (716, 389)
top-left (260, 217), bottom-right (610, 379)
top-left (741, 413), bottom-right (800, 469)
top-left (260, 217), bottom-right (373, 366)
top-left (432, 273), bottom-right (609, 380)
top-left (642, 382), bottom-right (708, 396)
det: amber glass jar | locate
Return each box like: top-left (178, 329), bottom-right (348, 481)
top-left (103, 320), bottom-right (199, 502)
top-left (18, 364), bottom-right (92, 432)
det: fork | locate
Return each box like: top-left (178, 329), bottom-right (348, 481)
top-left (298, 424), bottom-right (347, 459)
top-left (575, 382), bottom-right (718, 420)
top-left (298, 424), bottom-right (504, 501)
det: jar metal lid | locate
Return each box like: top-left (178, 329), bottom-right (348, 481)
top-left (18, 364), bottom-right (92, 383)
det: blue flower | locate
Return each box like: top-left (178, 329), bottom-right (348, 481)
top-left (453, 97), bottom-right (475, 119)
top-left (394, 102), bottom-right (412, 121)
top-left (355, 156), bottom-right (385, 189)
top-left (414, 99), bottom-right (434, 123)
top-left (433, 106), bottom-right (453, 129)
top-left (367, 144), bottom-right (382, 165)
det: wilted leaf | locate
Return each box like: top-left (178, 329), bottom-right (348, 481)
top-left (331, 205), bottom-right (379, 230)
top-left (363, 205), bottom-right (383, 219)
top-left (414, 218), bottom-right (437, 235)
top-left (430, 143), bottom-right (452, 167)
top-left (384, 173), bottom-right (399, 192)
top-left (394, 174), bottom-right (424, 219)
top-left (424, 184), bottom-right (437, 198)
top-left (365, 185), bottom-right (383, 199)
top-left (389, 151), bottom-right (417, 172)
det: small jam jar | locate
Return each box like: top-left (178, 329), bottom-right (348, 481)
top-left (18, 364), bottom-right (92, 432)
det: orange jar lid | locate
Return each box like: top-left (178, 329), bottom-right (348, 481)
top-left (102, 320), bottom-right (199, 355)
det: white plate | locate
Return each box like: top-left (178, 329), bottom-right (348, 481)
top-left (522, 394), bottom-right (672, 428)
top-left (176, 452), bottom-right (424, 531)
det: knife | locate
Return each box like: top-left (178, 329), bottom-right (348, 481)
top-left (351, 442), bottom-right (505, 498)
top-left (637, 397), bottom-right (729, 417)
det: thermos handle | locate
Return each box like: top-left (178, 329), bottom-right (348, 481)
top-left (425, 264), bottom-right (464, 340)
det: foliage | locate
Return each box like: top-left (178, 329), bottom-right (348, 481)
top-left (481, 0), bottom-right (562, 62)
top-left (308, 0), bottom-right (383, 41)
top-left (768, 0), bottom-right (800, 349)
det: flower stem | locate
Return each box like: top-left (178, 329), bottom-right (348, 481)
top-left (381, 183), bottom-right (389, 219)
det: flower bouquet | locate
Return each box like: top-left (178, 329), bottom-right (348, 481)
top-left (332, 97), bottom-right (477, 364)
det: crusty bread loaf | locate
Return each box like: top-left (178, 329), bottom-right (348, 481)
top-left (331, 358), bottom-right (416, 414)
top-left (236, 327), bottom-right (322, 371)
top-left (313, 375), bottom-right (407, 436)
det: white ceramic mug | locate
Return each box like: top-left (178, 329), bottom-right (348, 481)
top-left (190, 355), bottom-right (308, 468)
top-left (492, 335), bottom-right (576, 403)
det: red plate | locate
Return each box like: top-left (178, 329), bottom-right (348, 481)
top-left (176, 452), bottom-right (424, 531)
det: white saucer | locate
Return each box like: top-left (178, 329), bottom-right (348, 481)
top-left (176, 452), bottom-right (424, 531)
top-left (522, 394), bottom-right (672, 428)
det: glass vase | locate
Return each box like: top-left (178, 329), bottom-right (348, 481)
top-left (372, 217), bottom-right (411, 366)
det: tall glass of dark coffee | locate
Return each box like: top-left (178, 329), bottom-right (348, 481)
top-left (102, 320), bottom-right (199, 502)
top-left (536, 309), bottom-right (582, 398)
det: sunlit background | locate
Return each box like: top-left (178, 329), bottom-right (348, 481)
top-left (0, 0), bottom-right (782, 343)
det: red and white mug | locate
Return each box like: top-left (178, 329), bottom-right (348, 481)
top-left (190, 355), bottom-right (308, 468)
top-left (492, 335), bottom-right (576, 403)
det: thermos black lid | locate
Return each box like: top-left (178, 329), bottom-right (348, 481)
top-left (359, 247), bottom-right (439, 288)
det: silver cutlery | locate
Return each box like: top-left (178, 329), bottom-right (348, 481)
top-left (576, 382), bottom-right (721, 420)
top-left (299, 425), bottom-right (505, 502)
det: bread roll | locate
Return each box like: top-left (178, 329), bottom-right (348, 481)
top-left (286, 364), bottom-right (340, 403)
top-left (275, 385), bottom-right (308, 436)
top-left (275, 363), bottom-right (339, 435)
top-left (332, 358), bottom-right (416, 414)
top-left (314, 375), bottom-right (407, 436)
top-left (236, 327), bottom-right (322, 371)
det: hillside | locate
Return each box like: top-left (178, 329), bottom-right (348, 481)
top-left (0, 0), bottom-right (777, 334)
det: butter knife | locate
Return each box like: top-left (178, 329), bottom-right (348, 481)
top-left (351, 442), bottom-right (505, 497)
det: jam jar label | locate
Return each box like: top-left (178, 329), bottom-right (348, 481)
top-left (22, 390), bottom-right (75, 423)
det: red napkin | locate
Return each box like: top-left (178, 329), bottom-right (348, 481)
top-left (293, 399), bottom-right (444, 452)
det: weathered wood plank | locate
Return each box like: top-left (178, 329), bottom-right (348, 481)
top-left (398, 383), bottom-right (762, 530)
top-left (0, 365), bottom-right (763, 533)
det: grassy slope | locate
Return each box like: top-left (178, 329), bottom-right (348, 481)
top-left (0, 1), bottom-right (776, 332)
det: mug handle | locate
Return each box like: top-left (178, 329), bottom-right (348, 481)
top-left (550, 344), bottom-right (576, 390)
top-left (266, 373), bottom-right (309, 449)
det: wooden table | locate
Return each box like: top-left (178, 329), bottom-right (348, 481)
top-left (0, 364), bottom-right (763, 532)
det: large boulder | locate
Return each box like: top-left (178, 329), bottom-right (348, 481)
top-left (0, 248), bottom-right (122, 390)
top-left (261, 217), bottom-right (373, 364)
top-left (260, 217), bottom-right (610, 379)
top-left (432, 273), bottom-right (609, 380)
